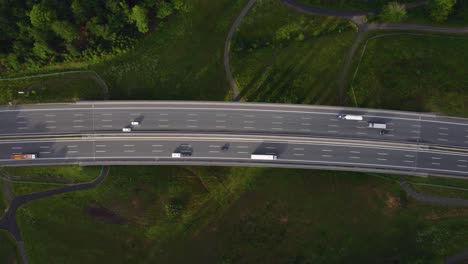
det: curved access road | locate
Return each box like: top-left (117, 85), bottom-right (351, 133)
top-left (0, 166), bottom-right (109, 264)
top-left (1, 101), bottom-right (468, 178)
top-left (224, 0), bottom-right (257, 100)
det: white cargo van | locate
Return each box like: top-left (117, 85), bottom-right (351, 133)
top-left (172, 153), bottom-right (181, 158)
top-left (368, 122), bottom-right (387, 129)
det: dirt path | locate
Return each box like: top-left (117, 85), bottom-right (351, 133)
top-left (399, 177), bottom-right (468, 207)
top-left (0, 70), bottom-right (110, 100)
top-left (224, 0), bottom-right (257, 101)
top-left (0, 166), bottom-right (109, 264)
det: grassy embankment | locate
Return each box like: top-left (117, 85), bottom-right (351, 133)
top-left (0, 166), bottom-right (102, 196)
top-left (231, 0), bottom-right (357, 104)
top-left (93, 0), bottom-right (248, 101)
top-left (12, 166), bottom-right (468, 263)
top-left (0, 72), bottom-right (105, 105)
top-left (350, 33), bottom-right (468, 117)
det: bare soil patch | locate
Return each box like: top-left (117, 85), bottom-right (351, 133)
top-left (85, 204), bottom-right (126, 224)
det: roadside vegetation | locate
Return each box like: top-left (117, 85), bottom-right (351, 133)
top-left (0, 0), bottom-right (188, 75)
top-left (0, 72), bottom-right (104, 104)
top-left (0, 231), bottom-right (19, 264)
top-left (9, 166), bottom-right (468, 263)
top-left (231, 0), bottom-right (357, 104)
top-left (350, 33), bottom-right (468, 117)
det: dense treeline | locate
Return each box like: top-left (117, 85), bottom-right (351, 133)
top-left (0, 0), bottom-right (188, 73)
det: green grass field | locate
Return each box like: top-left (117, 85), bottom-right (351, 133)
top-left (93, 0), bottom-right (249, 101)
top-left (0, 72), bottom-right (105, 105)
top-left (296, 0), bottom-right (412, 10)
top-left (231, 0), bottom-right (357, 104)
top-left (12, 166), bottom-right (468, 264)
top-left (0, 231), bottom-right (19, 264)
top-left (350, 33), bottom-right (468, 117)
top-left (16, 166), bottom-right (256, 263)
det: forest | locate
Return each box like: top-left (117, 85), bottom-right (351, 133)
top-left (0, 0), bottom-right (188, 73)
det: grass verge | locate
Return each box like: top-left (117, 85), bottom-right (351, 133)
top-left (0, 231), bottom-right (19, 264)
top-left (0, 72), bottom-right (105, 105)
top-left (350, 32), bottom-right (468, 117)
top-left (93, 0), bottom-right (249, 101)
top-left (231, 0), bottom-right (357, 104)
top-left (0, 181), bottom-right (8, 216)
top-left (16, 166), bottom-right (468, 263)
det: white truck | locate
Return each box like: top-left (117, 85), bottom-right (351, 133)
top-left (368, 122), bottom-right (387, 129)
top-left (337, 114), bottom-right (363, 121)
top-left (251, 154), bottom-right (278, 160)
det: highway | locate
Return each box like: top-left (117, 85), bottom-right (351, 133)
top-left (1, 101), bottom-right (468, 178)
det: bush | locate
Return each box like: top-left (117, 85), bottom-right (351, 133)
top-left (164, 198), bottom-right (184, 218)
top-left (130, 5), bottom-right (149, 33)
top-left (380, 2), bottom-right (407, 22)
top-left (428, 0), bottom-right (457, 22)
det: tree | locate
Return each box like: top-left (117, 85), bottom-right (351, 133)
top-left (87, 17), bottom-right (116, 41)
top-left (51, 21), bottom-right (79, 42)
top-left (428, 0), bottom-right (457, 22)
top-left (32, 40), bottom-right (53, 59)
top-left (130, 5), bottom-right (149, 33)
top-left (29, 3), bottom-right (56, 28)
top-left (172, 0), bottom-right (188, 11)
top-left (157, 2), bottom-right (173, 19)
top-left (71, 0), bottom-right (87, 23)
top-left (380, 2), bottom-right (407, 22)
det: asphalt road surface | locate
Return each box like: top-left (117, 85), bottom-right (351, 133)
top-left (1, 101), bottom-right (467, 177)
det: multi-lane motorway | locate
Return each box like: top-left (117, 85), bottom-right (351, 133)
top-left (1, 101), bottom-right (468, 178)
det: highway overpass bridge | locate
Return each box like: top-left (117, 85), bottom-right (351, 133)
top-left (1, 101), bottom-right (467, 178)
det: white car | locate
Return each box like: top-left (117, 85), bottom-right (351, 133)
top-left (122, 127), bottom-right (132, 132)
top-left (131, 121), bottom-right (140, 126)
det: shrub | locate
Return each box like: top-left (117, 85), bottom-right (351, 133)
top-left (380, 2), bottom-right (407, 22)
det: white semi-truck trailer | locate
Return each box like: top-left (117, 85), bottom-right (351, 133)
top-left (337, 114), bottom-right (363, 121)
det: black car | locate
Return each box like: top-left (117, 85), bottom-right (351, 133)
top-left (180, 151), bottom-right (192, 157)
top-left (380, 130), bottom-right (389, 135)
top-left (221, 143), bottom-right (230, 151)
